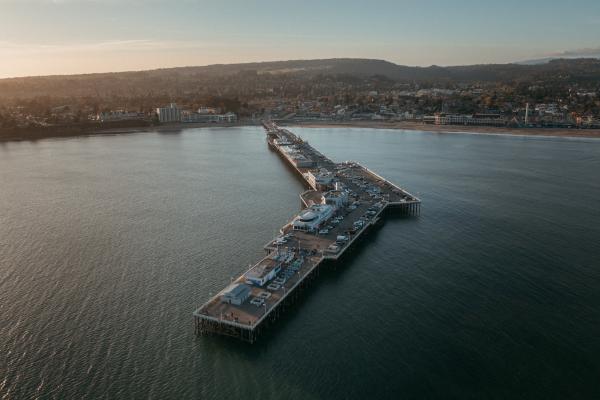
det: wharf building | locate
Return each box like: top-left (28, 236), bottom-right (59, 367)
top-left (322, 189), bottom-right (349, 209)
top-left (279, 145), bottom-right (316, 168)
top-left (292, 204), bottom-right (335, 232)
top-left (156, 104), bottom-right (237, 124)
top-left (221, 283), bottom-right (252, 305)
top-left (244, 255), bottom-right (282, 286)
top-left (307, 169), bottom-right (335, 191)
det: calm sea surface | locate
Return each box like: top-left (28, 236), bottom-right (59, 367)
top-left (1, 126), bottom-right (599, 399)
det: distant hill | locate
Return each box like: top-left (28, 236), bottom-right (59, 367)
top-left (2, 58), bottom-right (600, 100)
top-left (519, 48), bottom-right (600, 65)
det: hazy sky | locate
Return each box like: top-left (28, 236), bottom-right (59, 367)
top-left (1, 0), bottom-right (600, 78)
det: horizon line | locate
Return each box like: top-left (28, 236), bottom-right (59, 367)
top-left (2, 56), bottom-right (596, 80)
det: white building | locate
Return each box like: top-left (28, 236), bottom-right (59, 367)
top-left (434, 113), bottom-right (505, 127)
top-left (322, 190), bottom-right (349, 209)
top-left (221, 283), bottom-right (251, 305)
top-left (181, 111), bottom-right (237, 124)
top-left (244, 258), bottom-right (281, 287)
top-left (156, 103), bottom-right (181, 123)
top-left (221, 112), bottom-right (237, 123)
top-left (292, 204), bottom-right (334, 232)
top-left (307, 169), bottom-right (334, 190)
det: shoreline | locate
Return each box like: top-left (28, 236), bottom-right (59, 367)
top-left (0, 121), bottom-right (260, 143)
top-left (280, 120), bottom-right (600, 139)
top-left (2, 119), bottom-right (600, 143)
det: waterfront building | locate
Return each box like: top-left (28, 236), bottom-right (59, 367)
top-left (221, 112), bottom-right (237, 123)
top-left (292, 204), bottom-right (334, 232)
top-left (156, 103), bottom-right (182, 123)
top-left (221, 283), bottom-right (251, 305)
top-left (280, 146), bottom-right (315, 168)
top-left (181, 111), bottom-right (237, 123)
top-left (244, 258), bottom-right (282, 287)
top-left (307, 169), bottom-right (334, 191)
top-left (322, 190), bottom-right (349, 209)
top-left (290, 154), bottom-right (314, 168)
top-left (433, 113), bottom-right (506, 127)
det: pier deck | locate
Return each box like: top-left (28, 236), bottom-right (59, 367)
top-left (193, 122), bottom-right (420, 342)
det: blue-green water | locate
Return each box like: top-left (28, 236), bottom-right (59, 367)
top-left (1, 126), bottom-right (599, 399)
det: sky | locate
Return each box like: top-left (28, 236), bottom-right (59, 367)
top-left (1, 0), bottom-right (600, 78)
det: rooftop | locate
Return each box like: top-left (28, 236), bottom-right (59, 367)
top-left (222, 283), bottom-right (251, 299)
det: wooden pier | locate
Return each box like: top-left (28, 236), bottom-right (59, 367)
top-left (193, 122), bottom-right (420, 343)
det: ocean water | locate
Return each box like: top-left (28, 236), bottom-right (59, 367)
top-left (1, 126), bottom-right (599, 399)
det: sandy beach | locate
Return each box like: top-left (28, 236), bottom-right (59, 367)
top-left (282, 120), bottom-right (600, 139)
top-left (3, 119), bottom-right (600, 143)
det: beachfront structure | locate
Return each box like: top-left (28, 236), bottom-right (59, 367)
top-left (156, 103), bottom-right (182, 123)
top-left (307, 169), bottom-right (334, 191)
top-left (221, 283), bottom-right (251, 305)
top-left (432, 113), bottom-right (506, 127)
top-left (322, 189), bottom-right (349, 208)
top-left (182, 111), bottom-right (237, 123)
top-left (280, 145), bottom-right (315, 168)
top-left (220, 112), bottom-right (237, 123)
top-left (292, 204), bottom-right (334, 232)
top-left (244, 257), bottom-right (282, 286)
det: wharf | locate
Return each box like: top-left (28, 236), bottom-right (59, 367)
top-left (193, 122), bottom-right (420, 343)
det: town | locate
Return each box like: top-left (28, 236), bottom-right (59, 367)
top-left (2, 58), bottom-right (600, 132)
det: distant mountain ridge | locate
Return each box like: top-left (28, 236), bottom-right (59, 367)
top-left (519, 48), bottom-right (600, 65)
top-left (2, 58), bottom-right (600, 100)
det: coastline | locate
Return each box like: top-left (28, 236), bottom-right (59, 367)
top-left (280, 120), bottom-right (600, 139)
top-left (2, 119), bottom-right (600, 143)
top-left (0, 120), bottom-right (260, 143)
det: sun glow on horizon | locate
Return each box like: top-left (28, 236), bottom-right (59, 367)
top-left (1, 0), bottom-right (600, 78)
